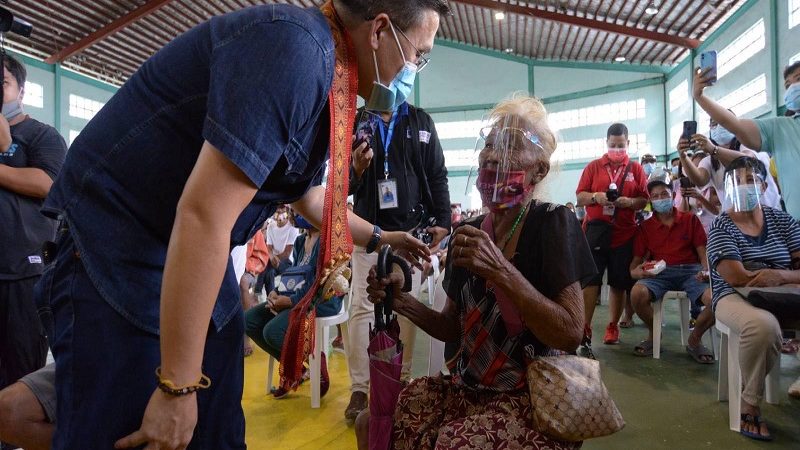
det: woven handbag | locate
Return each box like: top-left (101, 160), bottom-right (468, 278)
top-left (526, 355), bottom-right (624, 442)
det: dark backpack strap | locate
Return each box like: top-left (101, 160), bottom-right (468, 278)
top-left (612, 162), bottom-right (634, 223)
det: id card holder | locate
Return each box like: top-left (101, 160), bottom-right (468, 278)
top-left (378, 178), bottom-right (399, 210)
top-left (603, 204), bottom-right (616, 216)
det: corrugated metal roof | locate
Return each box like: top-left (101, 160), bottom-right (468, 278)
top-left (3, 0), bottom-right (746, 86)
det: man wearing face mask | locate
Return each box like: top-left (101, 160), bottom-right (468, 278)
top-left (693, 60), bottom-right (800, 219)
top-left (640, 153), bottom-right (657, 178)
top-left (38, 1), bottom-right (445, 448)
top-left (629, 178), bottom-right (713, 362)
top-left (346, 53), bottom-right (450, 420)
top-left (576, 123), bottom-right (649, 346)
top-left (0, 54), bottom-right (67, 408)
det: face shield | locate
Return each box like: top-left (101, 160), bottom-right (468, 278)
top-left (722, 161), bottom-right (766, 213)
top-left (465, 114), bottom-right (546, 212)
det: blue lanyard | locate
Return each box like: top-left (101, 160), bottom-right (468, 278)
top-left (378, 110), bottom-right (398, 180)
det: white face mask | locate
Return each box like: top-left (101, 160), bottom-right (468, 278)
top-left (2, 94), bottom-right (23, 121)
top-left (710, 125), bottom-right (735, 145)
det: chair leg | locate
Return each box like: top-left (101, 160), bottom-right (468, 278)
top-left (727, 333), bottom-right (742, 432)
top-left (311, 325), bottom-right (324, 408)
top-left (717, 332), bottom-right (728, 402)
top-left (652, 299), bottom-right (663, 359)
top-left (322, 324), bottom-right (331, 358)
top-left (765, 359), bottom-right (781, 405)
top-left (267, 356), bottom-right (275, 395)
top-left (679, 297), bottom-right (691, 347)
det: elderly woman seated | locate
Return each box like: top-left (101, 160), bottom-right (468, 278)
top-left (707, 156), bottom-right (800, 441)
top-left (363, 95), bottom-right (597, 449)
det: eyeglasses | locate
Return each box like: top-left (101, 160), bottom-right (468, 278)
top-left (394, 26), bottom-right (430, 72)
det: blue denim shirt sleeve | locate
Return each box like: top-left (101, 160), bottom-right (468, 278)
top-left (203, 18), bottom-right (332, 187)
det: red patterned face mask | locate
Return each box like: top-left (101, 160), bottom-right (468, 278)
top-left (476, 168), bottom-right (533, 212)
top-left (607, 148), bottom-right (628, 164)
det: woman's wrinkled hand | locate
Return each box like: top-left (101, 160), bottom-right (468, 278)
top-left (449, 226), bottom-right (510, 282)
top-left (365, 266), bottom-right (410, 311)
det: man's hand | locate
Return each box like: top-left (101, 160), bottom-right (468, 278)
top-left (427, 226), bottom-right (449, 249)
top-left (746, 269), bottom-right (785, 287)
top-left (352, 140), bottom-right (373, 179)
top-left (593, 192), bottom-right (610, 207)
top-left (0, 115), bottom-right (11, 152)
top-left (614, 197), bottom-right (633, 209)
top-left (692, 67), bottom-right (715, 101)
top-left (677, 137), bottom-right (693, 158)
top-left (114, 389), bottom-right (197, 450)
top-left (631, 263), bottom-right (654, 280)
top-left (269, 255), bottom-right (280, 269)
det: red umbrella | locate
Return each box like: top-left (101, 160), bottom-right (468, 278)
top-left (369, 245), bottom-right (412, 450)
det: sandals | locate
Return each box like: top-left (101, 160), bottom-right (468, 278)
top-left (633, 340), bottom-right (654, 357)
top-left (740, 414), bottom-right (773, 441)
top-left (618, 318), bottom-right (635, 329)
top-left (686, 344), bottom-right (714, 364)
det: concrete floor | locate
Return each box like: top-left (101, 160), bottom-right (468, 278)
top-left (241, 302), bottom-right (800, 449)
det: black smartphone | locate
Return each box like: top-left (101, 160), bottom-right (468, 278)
top-left (353, 112), bottom-right (376, 150)
top-left (682, 120), bottom-right (697, 142)
top-left (679, 176), bottom-right (694, 189)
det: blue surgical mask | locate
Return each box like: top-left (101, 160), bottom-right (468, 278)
top-left (671, 166), bottom-right (680, 175)
top-left (366, 22), bottom-right (418, 112)
top-left (736, 185), bottom-right (761, 211)
top-left (1, 98), bottom-right (22, 120)
top-left (785, 82), bottom-right (800, 112)
top-left (710, 125), bottom-right (735, 145)
top-left (652, 198), bottom-right (673, 214)
top-left (643, 162), bottom-right (656, 176)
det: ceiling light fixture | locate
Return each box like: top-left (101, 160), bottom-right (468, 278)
top-left (615, 56), bottom-right (627, 62)
top-left (495, 11), bottom-right (506, 20)
top-left (645, 5), bottom-right (659, 15)
top-left (504, 48), bottom-right (514, 54)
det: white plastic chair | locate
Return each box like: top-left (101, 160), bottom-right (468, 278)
top-left (652, 290), bottom-right (716, 360)
top-left (427, 269), bottom-right (447, 377)
top-left (266, 289), bottom-right (350, 408)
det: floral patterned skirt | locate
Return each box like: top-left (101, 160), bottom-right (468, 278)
top-left (392, 376), bottom-right (582, 450)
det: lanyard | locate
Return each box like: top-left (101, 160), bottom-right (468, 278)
top-left (605, 164), bottom-right (625, 186)
top-left (378, 110), bottom-right (398, 180)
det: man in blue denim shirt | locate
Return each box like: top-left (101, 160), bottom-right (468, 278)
top-left (40, 1), bottom-right (449, 448)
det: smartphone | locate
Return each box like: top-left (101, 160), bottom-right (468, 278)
top-left (353, 112), bottom-right (376, 150)
top-left (700, 50), bottom-right (717, 85)
top-left (682, 120), bottom-right (697, 142)
top-left (679, 176), bottom-right (695, 189)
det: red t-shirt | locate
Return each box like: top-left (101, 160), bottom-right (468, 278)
top-left (633, 209), bottom-right (708, 265)
top-left (576, 155), bottom-right (649, 248)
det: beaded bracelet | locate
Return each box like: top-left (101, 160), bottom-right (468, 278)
top-left (155, 367), bottom-right (212, 396)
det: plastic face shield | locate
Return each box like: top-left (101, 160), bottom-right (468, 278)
top-left (722, 165), bottom-right (765, 213)
top-left (465, 115), bottom-right (545, 209)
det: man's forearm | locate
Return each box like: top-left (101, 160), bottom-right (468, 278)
top-left (680, 154), bottom-right (709, 187)
top-left (0, 165), bottom-right (53, 198)
top-left (778, 270), bottom-right (800, 285)
top-left (160, 213), bottom-right (231, 385)
top-left (576, 191), bottom-right (594, 207)
top-left (696, 95), bottom-right (762, 150)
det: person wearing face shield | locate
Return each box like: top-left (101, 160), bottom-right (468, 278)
top-left (576, 123), bottom-right (650, 347)
top-left (0, 53), bottom-right (67, 418)
top-left (706, 156), bottom-right (800, 441)
top-left (38, 1), bottom-right (447, 449)
top-left (676, 114), bottom-right (782, 211)
top-left (693, 60), bottom-right (800, 219)
top-left (361, 95), bottom-right (596, 450)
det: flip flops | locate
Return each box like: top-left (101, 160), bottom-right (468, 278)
top-left (633, 340), bottom-right (654, 356)
top-left (740, 414), bottom-right (773, 441)
top-left (686, 344), bottom-right (714, 364)
top-left (618, 319), bottom-right (635, 328)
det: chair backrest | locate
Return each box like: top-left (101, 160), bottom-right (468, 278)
top-left (432, 269), bottom-right (448, 313)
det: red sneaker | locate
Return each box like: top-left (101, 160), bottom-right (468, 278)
top-left (603, 322), bottom-right (620, 345)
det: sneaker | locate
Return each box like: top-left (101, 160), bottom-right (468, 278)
top-left (332, 335), bottom-right (345, 353)
top-left (320, 352), bottom-right (330, 398)
top-left (344, 391), bottom-right (368, 423)
top-left (603, 322), bottom-right (620, 345)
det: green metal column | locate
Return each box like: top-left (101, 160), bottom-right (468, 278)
top-left (528, 63), bottom-right (535, 96)
top-left (413, 76), bottom-right (421, 107)
top-left (769, 0), bottom-right (780, 114)
top-left (690, 48), bottom-right (697, 121)
top-left (54, 63), bottom-right (63, 137)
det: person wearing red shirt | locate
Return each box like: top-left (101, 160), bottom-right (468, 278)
top-left (576, 123), bottom-right (649, 346)
top-left (629, 179), bottom-right (713, 363)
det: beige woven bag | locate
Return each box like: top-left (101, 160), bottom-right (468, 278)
top-left (526, 355), bottom-right (624, 442)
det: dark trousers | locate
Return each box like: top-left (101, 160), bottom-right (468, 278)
top-left (0, 276), bottom-right (47, 390)
top-left (49, 236), bottom-right (246, 449)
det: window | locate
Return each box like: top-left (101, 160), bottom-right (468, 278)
top-left (717, 19), bottom-right (765, 79)
top-left (791, 0), bottom-right (800, 29)
top-left (669, 122), bottom-right (684, 150)
top-left (24, 82), bottom-right (44, 109)
top-left (443, 149), bottom-right (477, 168)
top-left (69, 129), bottom-right (80, 146)
top-left (548, 98), bottom-right (646, 132)
top-left (553, 133), bottom-right (650, 162)
top-left (669, 80), bottom-right (689, 112)
top-left (718, 74), bottom-right (767, 117)
top-left (435, 120), bottom-right (485, 140)
top-left (68, 94), bottom-right (105, 120)
top-left (791, 51), bottom-right (800, 64)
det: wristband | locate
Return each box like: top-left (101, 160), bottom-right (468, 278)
top-left (155, 367), bottom-right (211, 396)
top-left (591, 193), bottom-right (597, 204)
top-left (365, 225), bottom-right (382, 254)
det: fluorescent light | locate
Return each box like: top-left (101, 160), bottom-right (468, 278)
top-left (615, 56), bottom-right (626, 62)
top-left (495, 11), bottom-right (505, 20)
top-left (504, 48), bottom-right (514, 54)
top-left (645, 6), bottom-right (659, 15)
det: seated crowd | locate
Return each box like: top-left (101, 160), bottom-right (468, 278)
top-left (1, 53), bottom-right (799, 450)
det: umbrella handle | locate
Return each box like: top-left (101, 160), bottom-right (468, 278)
top-left (376, 245), bottom-right (413, 321)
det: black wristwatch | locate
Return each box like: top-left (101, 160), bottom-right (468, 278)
top-left (365, 225), bottom-right (382, 254)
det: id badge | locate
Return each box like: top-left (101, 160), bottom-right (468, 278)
top-left (603, 204), bottom-right (616, 216)
top-left (378, 178), bottom-right (399, 210)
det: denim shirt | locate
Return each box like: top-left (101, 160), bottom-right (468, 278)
top-left (43, 4), bottom-right (335, 335)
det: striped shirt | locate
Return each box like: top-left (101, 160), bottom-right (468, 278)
top-left (707, 207), bottom-right (800, 309)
